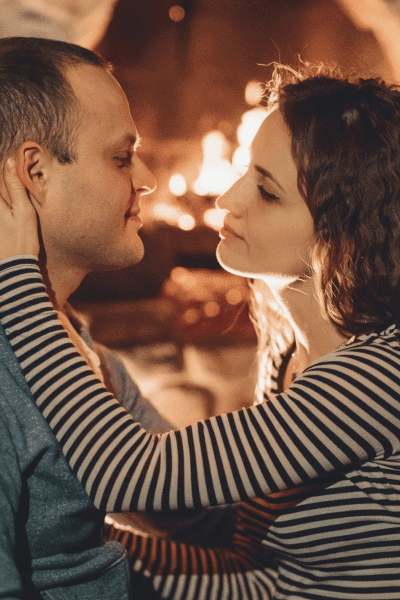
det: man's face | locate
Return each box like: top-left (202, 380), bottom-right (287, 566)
top-left (40, 64), bottom-right (155, 274)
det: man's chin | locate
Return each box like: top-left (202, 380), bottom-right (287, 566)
top-left (91, 245), bottom-right (145, 272)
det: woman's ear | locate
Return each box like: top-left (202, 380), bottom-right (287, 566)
top-left (14, 142), bottom-right (49, 207)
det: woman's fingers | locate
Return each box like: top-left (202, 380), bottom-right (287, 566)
top-left (0, 158), bottom-right (40, 258)
top-left (4, 158), bottom-right (34, 216)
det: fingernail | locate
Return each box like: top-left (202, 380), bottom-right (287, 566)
top-left (6, 157), bottom-right (15, 169)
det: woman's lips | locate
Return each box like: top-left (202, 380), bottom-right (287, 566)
top-left (219, 222), bottom-right (243, 240)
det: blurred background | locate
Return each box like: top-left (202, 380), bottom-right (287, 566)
top-left (2, 0), bottom-right (399, 426)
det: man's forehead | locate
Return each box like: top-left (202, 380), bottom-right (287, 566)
top-left (66, 65), bottom-right (138, 143)
top-left (67, 64), bottom-right (131, 117)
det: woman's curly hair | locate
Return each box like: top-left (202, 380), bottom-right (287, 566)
top-left (265, 62), bottom-right (400, 337)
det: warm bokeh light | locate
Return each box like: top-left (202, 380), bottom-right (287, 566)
top-left (203, 301), bottom-right (220, 318)
top-left (194, 161), bottom-right (236, 196)
top-left (237, 107), bottom-right (269, 148)
top-left (203, 207), bottom-right (225, 231)
top-left (226, 287), bottom-right (244, 305)
top-left (245, 80), bottom-right (264, 106)
top-left (169, 5), bottom-right (186, 22)
top-left (152, 202), bottom-right (182, 226)
top-left (169, 173), bottom-right (187, 196)
top-left (232, 145), bottom-right (250, 176)
top-left (194, 130), bottom-right (236, 196)
top-left (171, 266), bottom-right (197, 288)
top-left (201, 130), bottom-right (228, 161)
top-left (178, 214), bottom-right (196, 231)
top-left (183, 308), bottom-right (200, 324)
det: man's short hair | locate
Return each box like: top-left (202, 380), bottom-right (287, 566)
top-left (0, 37), bottom-right (110, 164)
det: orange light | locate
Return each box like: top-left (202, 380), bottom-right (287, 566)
top-left (193, 130), bottom-right (237, 196)
top-left (237, 107), bottom-right (269, 148)
top-left (226, 288), bottom-right (243, 305)
top-left (245, 80), bottom-right (264, 106)
top-left (169, 174), bottom-right (187, 196)
top-left (169, 5), bottom-right (186, 21)
top-left (203, 301), bottom-right (220, 318)
top-left (178, 214), bottom-right (195, 231)
top-left (203, 208), bottom-right (225, 231)
top-left (183, 308), bottom-right (200, 324)
top-left (232, 146), bottom-right (250, 176)
top-left (152, 202), bottom-right (181, 225)
top-left (194, 161), bottom-right (236, 196)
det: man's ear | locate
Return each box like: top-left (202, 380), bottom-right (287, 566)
top-left (14, 142), bottom-right (50, 208)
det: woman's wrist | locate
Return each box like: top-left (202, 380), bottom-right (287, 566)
top-left (0, 255), bottom-right (39, 269)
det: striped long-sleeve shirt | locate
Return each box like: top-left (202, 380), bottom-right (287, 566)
top-left (1, 257), bottom-right (400, 598)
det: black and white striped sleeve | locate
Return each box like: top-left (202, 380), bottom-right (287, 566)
top-left (0, 257), bottom-right (400, 513)
top-left (105, 504), bottom-right (277, 600)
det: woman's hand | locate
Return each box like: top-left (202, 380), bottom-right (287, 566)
top-left (0, 158), bottom-right (40, 259)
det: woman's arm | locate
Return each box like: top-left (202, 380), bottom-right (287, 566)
top-left (104, 499), bottom-right (277, 600)
top-left (0, 257), bottom-right (400, 514)
top-left (0, 159), bottom-right (399, 513)
top-left (104, 500), bottom-right (277, 600)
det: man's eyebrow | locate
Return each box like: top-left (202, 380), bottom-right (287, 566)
top-left (254, 164), bottom-right (285, 194)
top-left (113, 133), bottom-right (141, 150)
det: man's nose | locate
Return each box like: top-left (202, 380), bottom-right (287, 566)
top-left (132, 156), bottom-right (157, 195)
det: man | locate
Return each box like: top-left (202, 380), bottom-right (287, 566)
top-left (0, 36), bottom-right (172, 600)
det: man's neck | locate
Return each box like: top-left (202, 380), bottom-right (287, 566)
top-left (39, 253), bottom-right (87, 310)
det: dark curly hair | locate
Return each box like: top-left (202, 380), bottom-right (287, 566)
top-left (264, 63), bottom-right (400, 337)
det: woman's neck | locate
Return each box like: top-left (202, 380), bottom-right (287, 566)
top-left (266, 276), bottom-right (349, 374)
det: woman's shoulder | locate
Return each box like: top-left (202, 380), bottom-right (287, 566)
top-left (305, 323), bottom-right (400, 377)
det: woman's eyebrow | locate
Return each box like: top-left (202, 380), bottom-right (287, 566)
top-left (254, 164), bottom-right (286, 193)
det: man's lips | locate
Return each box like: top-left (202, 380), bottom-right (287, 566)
top-left (125, 209), bottom-right (140, 218)
top-left (220, 221), bottom-right (244, 240)
top-left (125, 198), bottom-right (141, 219)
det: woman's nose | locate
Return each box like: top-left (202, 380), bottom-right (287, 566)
top-left (132, 156), bottom-right (157, 195)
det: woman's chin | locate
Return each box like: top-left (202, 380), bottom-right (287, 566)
top-left (216, 245), bottom-right (248, 277)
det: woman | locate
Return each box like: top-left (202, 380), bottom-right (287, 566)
top-left (1, 62), bottom-right (400, 598)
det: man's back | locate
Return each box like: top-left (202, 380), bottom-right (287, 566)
top-left (0, 323), bottom-right (132, 599)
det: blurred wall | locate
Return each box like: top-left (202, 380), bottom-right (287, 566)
top-left (99, 0), bottom-right (389, 142)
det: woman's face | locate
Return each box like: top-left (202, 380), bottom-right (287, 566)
top-left (216, 109), bottom-right (314, 285)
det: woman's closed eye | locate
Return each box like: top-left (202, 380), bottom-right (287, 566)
top-left (257, 184), bottom-right (280, 201)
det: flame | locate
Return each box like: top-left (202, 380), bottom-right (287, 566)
top-left (230, 107), bottom-right (269, 177)
top-left (237, 107), bottom-right (269, 148)
top-left (232, 146), bottom-right (250, 176)
top-left (193, 130), bottom-right (237, 196)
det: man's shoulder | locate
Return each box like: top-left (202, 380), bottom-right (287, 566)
top-left (76, 323), bottom-right (172, 433)
top-left (0, 323), bottom-right (60, 469)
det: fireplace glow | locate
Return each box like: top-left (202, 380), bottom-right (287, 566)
top-left (193, 130), bottom-right (237, 196)
top-left (169, 173), bottom-right (187, 196)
